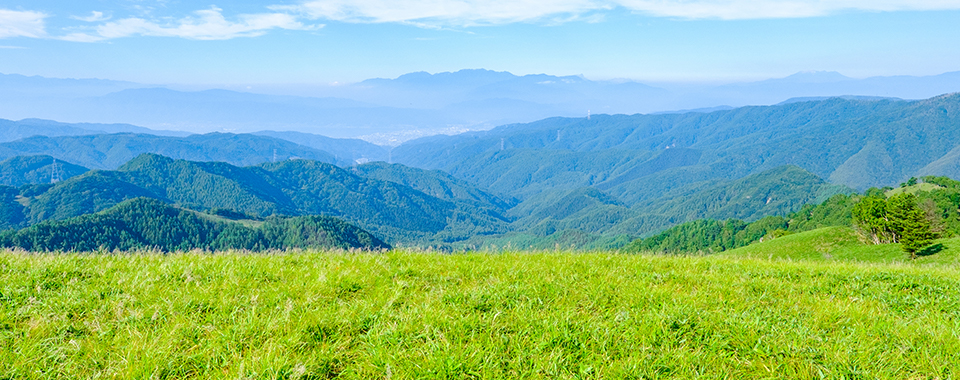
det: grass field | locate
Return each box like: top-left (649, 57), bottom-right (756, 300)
top-left (2, 248), bottom-right (959, 379)
top-left (723, 226), bottom-right (960, 265)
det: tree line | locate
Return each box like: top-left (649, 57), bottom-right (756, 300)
top-left (630, 175), bottom-right (960, 258)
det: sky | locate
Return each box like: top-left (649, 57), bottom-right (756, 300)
top-left (0, 0), bottom-right (959, 85)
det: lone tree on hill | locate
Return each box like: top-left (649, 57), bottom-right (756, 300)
top-left (887, 193), bottom-right (936, 259)
top-left (852, 192), bottom-right (936, 259)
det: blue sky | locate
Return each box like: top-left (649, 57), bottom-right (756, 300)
top-left (1, 0), bottom-right (959, 85)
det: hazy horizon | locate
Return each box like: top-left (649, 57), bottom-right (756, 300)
top-left (2, 1), bottom-right (959, 85)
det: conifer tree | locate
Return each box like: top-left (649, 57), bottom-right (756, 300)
top-left (887, 193), bottom-right (936, 259)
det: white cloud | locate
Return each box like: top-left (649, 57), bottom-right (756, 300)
top-left (71, 11), bottom-right (111, 23)
top-left (277, 0), bottom-right (607, 26)
top-left (67, 7), bottom-right (321, 41)
top-left (283, 0), bottom-right (960, 24)
top-left (7, 0), bottom-right (960, 43)
top-left (0, 9), bottom-right (47, 38)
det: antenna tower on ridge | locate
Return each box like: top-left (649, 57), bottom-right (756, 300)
top-left (50, 158), bottom-right (63, 183)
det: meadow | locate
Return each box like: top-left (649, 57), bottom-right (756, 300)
top-left (1, 240), bottom-right (959, 379)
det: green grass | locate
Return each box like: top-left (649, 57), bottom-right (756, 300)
top-left (885, 183), bottom-right (943, 196)
top-left (724, 226), bottom-right (960, 265)
top-left (1, 250), bottom-right (959, 379)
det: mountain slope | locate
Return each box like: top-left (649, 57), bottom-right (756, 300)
top-left (393, 94), bottom-right (960, 201)
top-left (253, 130), bottom-right (389, 163)
top-left (637, 165), bottom-right (851, 223)
top-left (0, 118), bottom-right (187, 143)
top-left (501, 165), bottom-right (849, 240)
top-left (349, 161), bottom-right (516, 211)
top-left (5, 154), bottom-right (510, 245)
top-left (0, 133), bottom-right (341, 169)
top-left (0, 155), bottom-right (89, 187)
top-left (0, 197), bottom-right (389, 252)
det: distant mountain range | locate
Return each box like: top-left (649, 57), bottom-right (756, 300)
top-left (0, 118), bottom-right (387, 166)
top-left (393, 93), bottom-right (960, 194)
top-left (1, 91), bottom-right (960, 248)
top-left (3, 69), bottom-right (960, 143)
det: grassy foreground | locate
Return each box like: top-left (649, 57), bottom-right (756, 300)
top-left (1, 250), bottom-right (959, 379)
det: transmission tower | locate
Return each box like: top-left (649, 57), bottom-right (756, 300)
top-left (50, 158), bottom-right (63, 183)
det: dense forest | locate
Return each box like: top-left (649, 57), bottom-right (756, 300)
top-left (0, 197), bottom-right (389, 252)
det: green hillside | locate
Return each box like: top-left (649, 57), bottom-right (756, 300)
top-left (634, 165), bottom-right (852, 223)
top-left (628, 191), bottom-right (859, 254)
top-left (0, 132), bottom-right (342, 170)
top-left (0, 155), bottom-right (89, 187)
top-left (721, 226), bottom-right (960, 265)
top-left (488, 165), bottom-right (851, 248)
top-left (629, 174), bottom-right (960, 259)
top-left (254, 130), bottom-right (389, 163)
top-left (0, 198), bottom-right (389, 252)
top-left (0, 154), bottom-right (510, 246)
top-left (350, 161), bottom-right (516, 211)
top-left (393, 94), bottom-right (960, 204)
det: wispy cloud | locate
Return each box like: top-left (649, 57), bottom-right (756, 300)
top-left (282, 0), bottom-right (960, 25)
top-left (65, 7), bottom-right (322, 42)
top-left (5, 0), bottom-right (960, 43)
top-left (616, 0), bottom-right (960, 20)
top-left (276, 0), bottom-right (606, 26)
top-left (0, 9), bottom-right (47, 38)
top-left (0, 45), bottom-right (26, 49)
top-left (71, 11), bottom-right (111, 23)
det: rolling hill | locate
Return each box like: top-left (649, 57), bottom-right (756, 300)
top-left (0, 155), bottom-right (89, 187)
top-left (0, 154), bottom-right (512, 245)
top-left (0, 197), bottom-right (389, 252)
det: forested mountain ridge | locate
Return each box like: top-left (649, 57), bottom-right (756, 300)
top-left (480, 165), bottom-right (850, 248)
top-left (349, 161), bottom-right (517, 211)
top-left (392, 94), bottom-right (960, 203)
top-left (0, 197), bottom-right (389, 252)
top-left (0, 118), bottom-right (187, 143)
top-left (0, 132), bottom-right (342, 170)
top-left (253, 130), bottom-right (389, 163)
top-left (0, 155), bottom-right (89, 187)
top-left (0, 154), bottom-right (512, 245)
